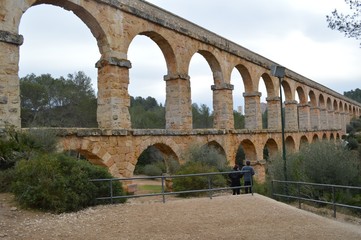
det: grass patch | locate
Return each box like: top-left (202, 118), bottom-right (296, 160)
top-left (138, 185), bottom-right (162, 193)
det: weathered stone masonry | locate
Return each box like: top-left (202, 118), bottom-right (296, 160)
top-left (1, 0), bottom-right (361, 182)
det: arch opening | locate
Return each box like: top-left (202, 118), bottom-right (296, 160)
top-left (134, 143), bottom-right (179, 176)
top-left (128, 34), bottom-right (168, 129)
top-left (189, 52), bottom-right (215, 128)
top-left (19, 4), bottom-right (100, 90)
top-left (231, 66), bottom-right (246, 129)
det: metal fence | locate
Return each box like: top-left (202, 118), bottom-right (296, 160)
top-left (90, 170), bottom-right (252, 204)
top-left (271, 180), bottom-right (361, 218)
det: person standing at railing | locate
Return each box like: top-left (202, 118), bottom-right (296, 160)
top-left (241, 160), bottom-right (255, 194)
top-left (228, 164), bottom-right (242, 195)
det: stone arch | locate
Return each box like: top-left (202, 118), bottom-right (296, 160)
top-left (326, 97), bottom-right (332, 111)
top-left (240, 139), bottom-right (257, 161)
top-left (312, 134), bottom-right (319, 142)
top-left (319, 94), bottom-right (326, 108)
top-left (330, 133), bottom-right (335, 141)
top-left (259, 73), bottom-right (277, 130)
top-left (264, 138), bottom-right (278, 160)
top-left (309, 90), bottom-right (317, 107)
top-left (296, 86), bottom-right (307, 104)
top-left (152, 142), bottom-right (179, 159)
top-left (137, 138), bottom-right (181, 164)
top-left (281, 79), bottom-right (293, 102)
top-left (205, 140), bottom-right (227, 158)
top-left (259, 73), bottom-right (277, 98)
top-left (27, 1), bottom-right (109, 58)
top-left (344, 103), bottom-right (348, 113)
top-left (78, 147), bottom-right (110, 168)
top-left (126, 31), bottom-right (177, 74)
top-left (339, 101), bottom-right (343, 112)
top-left (151, 143), bottom-right (179, 168)
top-left (16, 1), bottom-right (110, 128)
top-left (234, 144), bottom-right (246, 166)
top-left (285, 136), bottom-right (296, 153)
top-left (59, 137), bottom-right (124, 177)
top-left (333, 99), bottom-right (338, 112)
top-left (196, 50), bottom-right (223, 85)
top-left (81, 140), bottom-right (120, 173)
top-left (300, 135), bottom-right (309, 149)
top-left (322, 133), bottom-right (327, 140)
top-left (234, 64), bottom-right (253, 92)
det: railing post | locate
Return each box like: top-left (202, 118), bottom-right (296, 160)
top-left (332, 186), bottom-right (336, 218)
top-left (251, 176), bottom-right (254, 196)
top-left (161, 175), bottom-right (166, 203)
top-left (208, 176), bottom-right (213, 199)
top-left (298, 182), bottom-right (301, 209)
top-left (110, 179), bottom-right (113, 204)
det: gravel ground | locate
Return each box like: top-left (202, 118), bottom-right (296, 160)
top-left (1, 192), bottom-right (361, 240)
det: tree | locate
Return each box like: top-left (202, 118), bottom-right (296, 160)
top-left (129, 96), bottom-right (165, 128)
top-left (233, 110), bottom-right (245, 129)
top-left (192, 103), bottom-right (213, 128)
top-left (20, 72), bottom-right (97, 127)
top-left (262, 109), bottom-right (268, 129)
top-left (344, 88), bottom-right (361, 103)
top-left (327, 0), bottom-right (361, 46)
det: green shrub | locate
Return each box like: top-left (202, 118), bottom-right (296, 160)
top-left (134, 165), bottom-right (144, 175)
top-left (0, 127), bottom-right (58, 170)
top-left (252, 180), bottom-right (268, 196)
top-left (11, 153), bottom-right (126, 213)
top-left (182, 144), bottom-right (229, 171)
top-left (143, 164), bottom-right (163, 176)
top-left (0, 168), bottom-right (15, 192)
top-left (268, 141), bottom-right (360, 186)
top-left (172, 144), bottom-right (229, 197)
top-left (267, 141), bottom-right (361, 202)
top-left (166, 158), bottom-right (180, 174)
top-left (173, 161), bottom-right (227, 197)
top-left (346, 138), bottom-right (359, 150)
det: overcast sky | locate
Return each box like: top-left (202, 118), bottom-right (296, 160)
top-left (18, 0), bottom-right (360, 111)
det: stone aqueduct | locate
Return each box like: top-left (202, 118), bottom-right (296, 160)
top-left (1, 0), bottom-right (361, 182)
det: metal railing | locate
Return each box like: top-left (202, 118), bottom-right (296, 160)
top-left (271, 180), bottom-right (361, 218)
top-left (90, 170), bottom-right (252, 204)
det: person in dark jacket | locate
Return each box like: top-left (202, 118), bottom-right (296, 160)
top-left (228, 164), bottom-right (242, 195)
top-left (241, 160), bottom-right (255, 194)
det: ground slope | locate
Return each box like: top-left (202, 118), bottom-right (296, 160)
top-left (1, 193), bottom-right (361, 240)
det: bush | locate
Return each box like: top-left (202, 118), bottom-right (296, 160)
top-left (171, 144), bottom-right (229, 197)
top-left (252, 180), bottom-right (268, 196)
top-left (173, 161), bottom-right (227, 197)
top-left (0, 168), bottom-right (15, 192)
top-left (11, 153), bottom-right (126, 213)
top-left (0, 127), bottom-right (58, 170)
top-left (166, 158), bottom-right (180, 174)
top-left (268, 141), bottom-right (360, 186)
top-left (182, 144), bottom-right (229, 171)
top-left (143, 164), bottom-right (163, 176)
top-left (267, 141), bottom-right (361, 201)
top-left (346, 137), bottom-right (359, 150)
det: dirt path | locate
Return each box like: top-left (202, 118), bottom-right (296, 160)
top-left (1, 192), bottom-right (361, 240)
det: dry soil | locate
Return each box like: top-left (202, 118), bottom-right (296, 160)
top-left (1, 192), bottom-right (361, 240)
